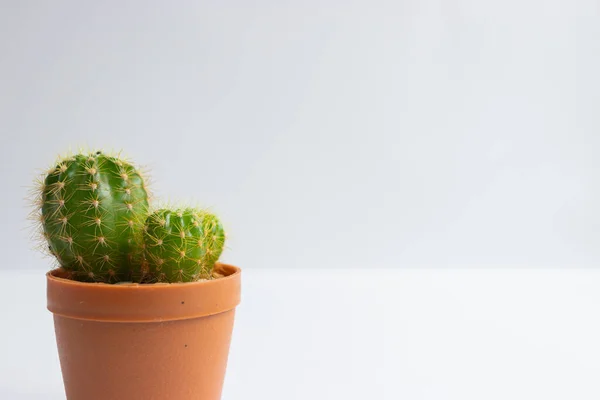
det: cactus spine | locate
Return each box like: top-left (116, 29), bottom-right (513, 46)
top-left (143, 208), bottom-right (225, 282)
top-left (37, 151), bottom-right (149, 282)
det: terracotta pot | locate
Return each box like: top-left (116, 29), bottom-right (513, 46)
top-left (46, 263), bottom-right (241, 400)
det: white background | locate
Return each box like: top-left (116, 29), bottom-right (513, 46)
top-left (2, 0), bottom-right (600, 271)
top-left (2, 1), bottom-right (600, 399)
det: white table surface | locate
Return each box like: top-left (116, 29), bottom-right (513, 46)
top-left (1, 268), bottom-right (599, 399)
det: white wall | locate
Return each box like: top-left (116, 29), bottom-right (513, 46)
top-left (2, 0), bottom-right (598, 269)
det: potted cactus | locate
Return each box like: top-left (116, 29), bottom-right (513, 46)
top-left (33, 150), bottom-right (241, 400)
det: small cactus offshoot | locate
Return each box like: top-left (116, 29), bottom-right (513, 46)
top-left (35, 151), bottom-right (150, 282)
top-left (143, 208), bottom-right (225, 282)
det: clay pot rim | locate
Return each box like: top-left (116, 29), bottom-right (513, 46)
top-left (47, 263), bottom-right (241, 323)
top-left (46, 263), bottom-right (240, 289)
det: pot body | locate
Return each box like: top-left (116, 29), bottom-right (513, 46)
top-left (47, 264), bottom-right (241, 400)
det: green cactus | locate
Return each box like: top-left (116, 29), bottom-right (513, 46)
top-left (36, 151), bottom-right (149, 282)
top-left (143, 208), bottom-right (225, 282)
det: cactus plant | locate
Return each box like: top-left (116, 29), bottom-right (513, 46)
top-left (35, 151), bottom-right (150, 282)
top-left (143, 208), bottom-right (225, 282)
top-left (37, 149), bottom-right (239, 400)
